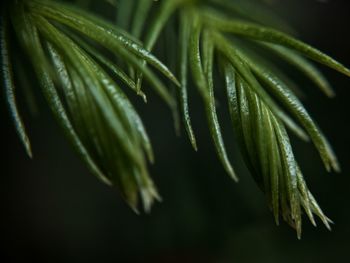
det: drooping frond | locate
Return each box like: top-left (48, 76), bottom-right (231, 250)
top-left (3, 0), bottom-right (184, 212)
top-left (2, 0), bottom-right (349, 237)
top-left (172, 1), bottom-right (349, 237)
top-left (124, 0), bottom-right (349, 236)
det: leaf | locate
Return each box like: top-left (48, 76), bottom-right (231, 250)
top-left (12, 10), bottom-right (112, 185)
top-left (134, 0), bottom-right (183, 111)
top-left (31, 0), bottom-right (177, 111)
top-left (203, 30), bottom-right (237, 181)
top-left (229, 38), bottom-right (306, 98)
top-left (261, 104), bottom-right (280, 225)
top-left (178, 11), bottom-right (197, 150)
top-left (236, 76), bottom-right (260, 180)
top-left (235, 48), bottom-right (339, 172)
top-left (29, 0), bottom-right (180, 87)
top-left (6, 0), bottom-right (343, 234)
top-left (189, 17), bottom-right (237, 181)
top-left (66, 33), bottom-right (147, 102)
top-left (222, 60), bottom-right (255, 175)
top-left (115, 0), bottom-right (134, 31)
top-left (249, 90), bottom-right (270, 192)
top-left (36, 1), bottom-right (177, 109)
top-left (296, 166), bottom-right (316, 227)
top-left (1, 16), bottom-right (32, 158)
top-left (259, 42), bottom-right (335, 97)
top-left (35, 14), bottom-right (160, 210)
top-left (144, 0), bottom-right (184, 51)
top-left (271, 114), bottom-right (301, 238)
top-left (188, 14), bottom-right (208, 100)
top-left (130, 0), bottom-right (153, 38)
top-left (203, 11), bottom-right (350, 77)
top-left (208, 0), bottom-right (297, 34)
top-left (222, 56), bottom-right (330, 236)
top-left (213, 32), bottom-right (309, 141)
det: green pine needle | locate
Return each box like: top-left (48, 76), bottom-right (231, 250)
top-left (2, 0), bottom-right (349, 237)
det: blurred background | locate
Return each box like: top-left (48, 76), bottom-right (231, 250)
top-left (2, 0), bottom-right (350, 262)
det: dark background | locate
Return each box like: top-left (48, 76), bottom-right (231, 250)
top-left (2, 0), bottom-right (350, 262)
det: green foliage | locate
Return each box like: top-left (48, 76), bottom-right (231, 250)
top-left (173, 1), bottom-right (348, 238)
top-left (1, 0), bottom-right (181, 212)
top-left (1, 0), bottom-right (349, 237)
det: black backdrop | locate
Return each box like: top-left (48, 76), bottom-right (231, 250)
top-left (2, 1), bottom-right (350, 262)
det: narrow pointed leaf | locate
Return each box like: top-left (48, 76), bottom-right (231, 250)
top-left (1, 17), bottom-right (32, 158)
top-left (135, 0), bottom-right (183, 98)
top-left (130, 0), bottom-right (153, 38)
top-left (202, 30), bottom-right (237, 181)
top-left (260, 42), bottom-right (335, 97)
top-left (209, 0), bottom-right (297, 34)
top-left (237, 49), bottom-right (339, 172)
top-left (16, 20), bottom-right (112, 185)
top-left (29, 0), bottom-right (180, 87)
top-left (178, 11), bottom-right (197, 150)
top-left (67, 33), bottom-right (147, 101)
top-left (204, 12), bottom-right (350, 77)
top-left (214, 33), bottom-right (309, 141)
